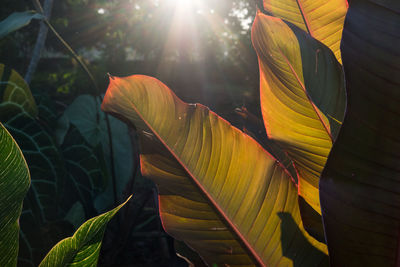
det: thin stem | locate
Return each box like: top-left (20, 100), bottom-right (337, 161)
top-left (43, 20), bottom-right (100, 94)
top-left (25, 0), bottom-right (53, 84)
top-left (104, 112), bottom-right (118, 205)
top-left (32, 0), bottom-right (119, 206)
top-left (33, 0), bottom-right (99, 94)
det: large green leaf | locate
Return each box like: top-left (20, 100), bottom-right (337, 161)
top-left (252, 12), bottom-right (345, 240)
top-left (60, 95), bottom-right (133, 212)
top-left (4, 111), bottom-right (66, 223)
top-left (0, 63), bottom-right (38, 117)
top-left (39, 196), bottom-right (131, 267)
top-left (262, 0), bottom-right (348, 63)
top-left (0, 123), bottom-right (31, 266)
top-left (0, 11), bottom-right (44, 39)
top-left (11, 112), bottom-right (107, 266)
top-left (3, 109), bottom-right (71, 266)
top-left (102, 75), bottom-right (328, 266)
top-left (0, 73), bottom-right (108, 265)
top-left (319, 0), bottom-right (400, 265)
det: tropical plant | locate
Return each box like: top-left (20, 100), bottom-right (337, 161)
top-left (1, 0), bottom-right (398, 266)
top-left (1, 119), bottom-right (130, 266)
top-left (100, 0), bottom-right (400, 266)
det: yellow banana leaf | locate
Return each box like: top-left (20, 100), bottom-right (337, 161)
top-left (263, 0), bottom-right (348, 63)
top-left (102, 75), bottom-right (327, 266)
top-left (252, 12), bottom-right (346, 240)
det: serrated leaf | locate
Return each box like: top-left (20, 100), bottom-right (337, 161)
top-left (0, 63), bottom-right (38, 117)
top-left (319, 0), bottom-right (400, 265)
top-left (39, 196), bottom-right (131, 267)
top-left (252, 12), bottom-right (346, 240)
top-left (102, 75), bottom-right (328, 266)
top-left (0, 11), bottom-right (44, 39)
top-left (0, 123), bottom-right (31, 267)
top-left (263, 0), bottom-right (348, 63)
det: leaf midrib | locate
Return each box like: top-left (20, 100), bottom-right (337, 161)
top-left (125, 99), bottom-right (266, 266)
top-left (295, 0), bottom-right (312, 35)
top-left (276, 45), bottom-right (333, 142)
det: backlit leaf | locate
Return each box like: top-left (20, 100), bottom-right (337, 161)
top-left (39, 196), bottom-right (131, 267)
top-left (0, 123), bottom-right (30, 266)
top-left (252, 12), bottom-right (345, 240)
top-left (102, 75), bottom-right (328, 266)
top-left (263, 0), bottom-right (348, 63)
top-left (319, 0), bottom-right (400, 265)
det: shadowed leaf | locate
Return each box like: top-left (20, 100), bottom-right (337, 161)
top-left (319, 0), bottom-right (400, 265)
top-left (61, 95), bottom-right (133, 212)
top-left (0, 11), bottom-right (44, 39)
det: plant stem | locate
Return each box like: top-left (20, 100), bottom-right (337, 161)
top-left (25, 0), bottom-right (53, 84)
top-left (32, 0), bottom-right (119, 206)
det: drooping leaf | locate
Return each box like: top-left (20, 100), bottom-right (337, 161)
top-left (319, 0), bottom-right (400, 265)
top-left (39, 196), bottom-right (131, 267)
top-left (60, 95), bottom-right (133, 212)
top-left (252, 12), bottom-right (345, 240)
top-left (0, 123), bottom-right (31, 267)
top-left (0, 63), bottom-right (38, 117)
top-left (0, 11), bottom-right (44, 39)
top-left (262, 0), bottom-right (348, 63)
top-left (102, 75), bottom-right (328, 266)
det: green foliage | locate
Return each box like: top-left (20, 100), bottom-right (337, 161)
top-left (0, 65), bottom-right (112, 265)
top-left (1, 0), bottom-right (399, 266)
top-left (0, 123), bottom-right (30, 266)
top-left (39, 196), bottom-right (131, 267)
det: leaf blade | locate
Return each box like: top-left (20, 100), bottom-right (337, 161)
top-left (251, 12), bottom-right (345, 239)
top-left (0, 64), bottom-right (38, 117)
top-left (39, 196), bottom-right (130, 267)
top-left (0, 123), bottom-right (31, 266)
top-left (0, 11), bottom-right (44, 39)
top-left (102, 75), bottom-right (328, 266)
top-left (320, 0), bottom-right (400, 265)
top-left (263, 0), bottom-right (348, 62)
